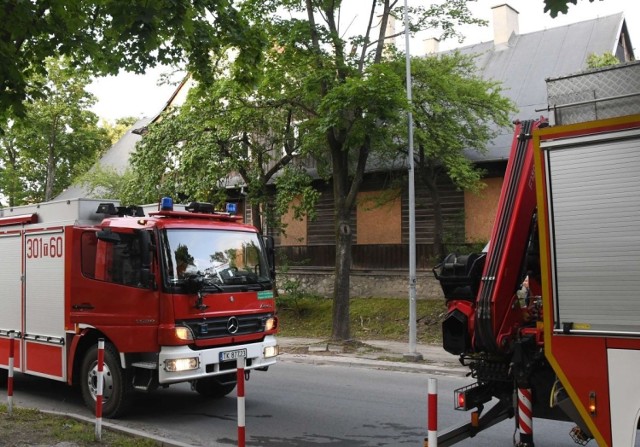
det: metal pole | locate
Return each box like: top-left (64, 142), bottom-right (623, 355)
top-left (403, 0), bottom-right (422, 361)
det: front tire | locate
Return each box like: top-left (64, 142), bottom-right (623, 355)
top-left (80, 342), bottom-right (133, 418)
top-left (193, 375), bottom-right (236, 398)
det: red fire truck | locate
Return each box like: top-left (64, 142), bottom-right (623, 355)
top-left (432, 62), bottom-right (640, 446)
top-left (0, 197), bottom-right (278, 417)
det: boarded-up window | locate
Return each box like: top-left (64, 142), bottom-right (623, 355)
top-left (280, 197), bottom-right (307, 246)
top-left (465, 177), bottom-right (503, 243)
top-left (356, 190), bottom-right (401, 244)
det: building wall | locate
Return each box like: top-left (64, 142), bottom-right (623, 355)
top-left (278, 269), bottom-right (444, 299)
top-left (465, 177), bottom-right (503, 243)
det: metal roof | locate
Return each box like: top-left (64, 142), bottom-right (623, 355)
top-left (55, 117), bottom-right (151, 200)
top-left (453, 12), bottom-right (629, 161)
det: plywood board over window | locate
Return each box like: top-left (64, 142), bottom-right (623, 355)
top-left (465, 177), bottom-right (502, 243)
top-left (356, 190), bottom-right (401, 245)
top-left (280, 196), bottom-right (307, 246)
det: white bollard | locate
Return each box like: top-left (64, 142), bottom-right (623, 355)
top-left (236, 357), bottom-right (246, 447)
top-left (95, 339), bottom-right (105, 441)
top-left (428, 377), bottom-right (438, 446)
top-left (7, 331), bottom-right (15, 416)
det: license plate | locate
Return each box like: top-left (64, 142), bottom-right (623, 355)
top-left (220, 349), bottom-right (247, 362)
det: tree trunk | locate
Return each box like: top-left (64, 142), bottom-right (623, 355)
top-left (330, 137), bottom-right (359, 341)
top-left (332, 210), bottom-right (352, 340)
top-left (250, 200), bottom-right (262, 232)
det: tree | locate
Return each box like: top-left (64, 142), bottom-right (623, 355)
top-left (586, 52), bottom-right (620, 69)
top-left (543, 0), bottom-right (599, 18)
top-left (0, 57), bottom-right (109, 205)
top-left (391, 53), bottom-right (515, 260)
top-left (102, 117), bottom-right (140, 145)
top-left (0, 0), bottom-right (266, 124)
top-left (272, 0), bottom-right (487, 341)
top-left (117, 0), bottom-right (493, 342)
top-left (126, 52), bottom-right (317, 231)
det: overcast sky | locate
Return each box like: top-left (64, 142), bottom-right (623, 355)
top-left (88, 0), bottom-right (640, 123)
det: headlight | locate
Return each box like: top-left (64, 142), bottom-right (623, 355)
top-left (164, 357), bottom-right (199, 372)
top-left (175, 326), bottom-right (194, 341)
top-left (264, 345), bottom-right (279, 358)
top-left (265, 317), bottom-right (277, 331)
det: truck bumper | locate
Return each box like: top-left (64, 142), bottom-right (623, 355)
top-left (157, 335), bottom-right (278, 384)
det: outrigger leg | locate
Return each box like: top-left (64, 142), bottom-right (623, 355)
top-left (425, 398), bottom-right (513, 447)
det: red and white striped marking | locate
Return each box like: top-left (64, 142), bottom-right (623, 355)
top-left (7, 332), bottom-right (15, 416)
top-left (518, 387), bottom-right (533, 445)
top-left (95, 339), bottom-right (105, 441)
top-left (237, 357), bottom-right (246, 447)
top-left (427, 378), bottom-right (438, 446)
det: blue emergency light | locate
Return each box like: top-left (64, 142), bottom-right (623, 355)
top-left (226, 202), bottom-right (237, 215)
top-left (160, 197), bottom-right (174, 211)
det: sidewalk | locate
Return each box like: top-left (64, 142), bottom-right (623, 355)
top-left (277, 336), bottom-right (468, 377)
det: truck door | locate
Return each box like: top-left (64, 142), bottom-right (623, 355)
top-left (71, 229), bottom-right (159, 352)
top-left (0, 232), bottom-right (23, 372)
top-left (24, 229), bottom-right (66, 381)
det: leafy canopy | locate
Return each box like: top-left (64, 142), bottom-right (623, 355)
top-left (0, 0), bottom-right (266, 121)
top-left (0, 57), bottom-right (110, 205)
top-left (543, 0), bottom-right (599, 18)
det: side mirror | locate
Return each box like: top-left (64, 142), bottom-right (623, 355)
top-left (136, 229), bottom-right (156, 290)
top-left (262, 235), bottom-right (276, 280)
top-left (96, 229), bottom-right (121, 243)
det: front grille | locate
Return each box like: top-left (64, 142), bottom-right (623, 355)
top-left (180, 313), bottom-right (272, 340)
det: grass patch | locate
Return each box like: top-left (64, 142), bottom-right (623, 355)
top-left (0, 404), bottom-right (159, 446)
top-left (277, 296), bottom-right (447, 344)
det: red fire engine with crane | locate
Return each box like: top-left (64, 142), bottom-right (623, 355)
top-left (432, 62), bottom-right (640, 446)
top-left (0, 197), bottom-right (279, 418)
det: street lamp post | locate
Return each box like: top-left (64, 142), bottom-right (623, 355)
top-left (403, 0), bottom-right (422, 361)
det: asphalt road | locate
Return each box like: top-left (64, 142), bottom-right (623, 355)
top-left (7, 357), bottom-right (625, 447)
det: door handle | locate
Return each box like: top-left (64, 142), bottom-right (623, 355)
top-left (72, 303), bottom-right (95, 310)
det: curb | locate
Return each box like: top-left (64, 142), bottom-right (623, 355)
top-left (278, 353), bottom-right (469, 377)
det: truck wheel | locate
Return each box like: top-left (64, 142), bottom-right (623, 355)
top-left (80, 342), bottom-right (133, 418)
top-left (193, 375), bottom-right (236, 398)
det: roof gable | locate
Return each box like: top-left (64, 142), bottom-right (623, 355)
top-left (450, 13), bottom-right (630, 161)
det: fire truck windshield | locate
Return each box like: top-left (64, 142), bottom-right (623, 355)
top-left (161, 229), bottom-right (271, 291)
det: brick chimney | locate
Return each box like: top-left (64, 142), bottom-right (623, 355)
top-left (423, 37), bottom-right (440, 55)
top-left (491, 4), bottom-right (519, 46)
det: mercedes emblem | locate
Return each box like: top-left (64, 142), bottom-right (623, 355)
top-left (227, 316), bottom-right (239, 334)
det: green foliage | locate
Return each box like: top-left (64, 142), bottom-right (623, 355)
top-left (76, 165), bottom-right (137, 202)
top-left (0, 0), bottom-right (266, 123)
top-left (586, 52), bottom-right (620, 69)
top-left (102, 117), bottom-right (140, 145)
top-left (543, 0), bottom-right (597, 18)
top-left (0, 57), bottom-right (110, 205)
top-left (277, 296), bottom-right (447, 343)
top-left (127, 39), bottom-right (328, 228)
top-left (125, 1), bottom-right (507, 341)
top-left (387, 51), bottom-right (514, 259)
top-left (398, 52), bottom-right (515, 191)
